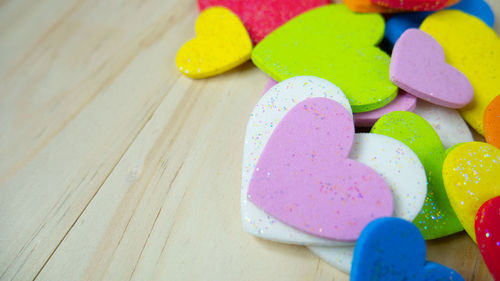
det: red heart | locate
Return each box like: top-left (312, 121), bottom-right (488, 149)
top-left (371, 0), bottom-right (448, 11)
top-left (475, 196), bottom-right (500, 280)
top-left (198, 0), bottom-right (329, 44)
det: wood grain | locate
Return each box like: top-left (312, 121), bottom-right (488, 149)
top-left (0, 0), bottom-right (499, 280)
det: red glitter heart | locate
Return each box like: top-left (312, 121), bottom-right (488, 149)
top-left (372, 0), bottom-right (449, 11)
top-left (475, 196), bottom-right (500, 280)
top-left (198, 0), bottom-right (329, 44)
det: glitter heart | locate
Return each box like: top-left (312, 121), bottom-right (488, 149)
top-left (198, 0), bottom-right (328, 44)
top-left (372, 0), bottom-right (451, 11)
top-left (247, 97), bottom-right (393, 241)
top-left (251, 4), bottom-right (397, 113)
top-left (443, 142), bottom-right (500, 242)
top-left (309, 133), bottom-right (427, 273)
top-left (372, 111), bottom-right (463, 239)
top-left (175, 7), bottom-right (252, 78)
top-left (413, 100), bottom-right (473, 150)
top-left (243, 76), bottom-right (355, 245)
top-left (475, 196), bottom-right (500, 280)
top-left (344, 0), bottom-right (457, 13)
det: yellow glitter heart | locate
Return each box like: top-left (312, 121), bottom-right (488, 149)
top-left (442, 142), bottom-right (500, 242)
top-left (176, 7), bottom-right (252, 79)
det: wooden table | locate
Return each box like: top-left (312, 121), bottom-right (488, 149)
top-left (1, 0), bottom-right (499, 280)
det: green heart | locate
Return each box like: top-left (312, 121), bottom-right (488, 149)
top-left (371, 111), bottom-right (463, 240)
top-left (251, 4), bottom-right (397, 113)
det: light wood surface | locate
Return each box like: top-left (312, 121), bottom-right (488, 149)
top-left (0, 0), bottom-right (499, 280)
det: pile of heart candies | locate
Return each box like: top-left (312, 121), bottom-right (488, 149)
top-left (176, 0), bottom-right (499, 280)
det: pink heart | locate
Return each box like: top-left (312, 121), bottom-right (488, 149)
top-left (390, 29), bottom-right (473, 109)
top-left (247, 98), bottom-right (394, 241)
top-left (262, 79), bottom-right (278, 95)
top-left (353, 89), bottom-right (417, 127)
top-left (198, 0), bottom-right (329, 44)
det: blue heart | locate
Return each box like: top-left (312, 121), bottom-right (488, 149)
top-left (385, 0), bottom-right (495, 47)
top-left (351, 218), bottom-right (465, 281)
top-left (424, 262), bottom-right (464, 281)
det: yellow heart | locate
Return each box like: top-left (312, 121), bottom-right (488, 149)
top-left (443, 142), bottom-right (500, 242)
top-left (176, 7), bottom-right (252, 79)
top-left (421, 11), bottom-right (500, 135)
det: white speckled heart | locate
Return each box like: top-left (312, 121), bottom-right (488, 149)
top-left (413, 100), bottom-right (473, 149)
top-left (309, 133), bottom-right (427, 272)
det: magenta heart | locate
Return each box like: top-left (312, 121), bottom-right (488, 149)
top-left (390, 29), bottom-right (473, 109)
top-left (247, 98), bottom-right (394, 241)
top-left (198, 0), bottom-right (329, 44)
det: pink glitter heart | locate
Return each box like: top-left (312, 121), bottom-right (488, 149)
top-left (247, 98), bottom-right (394, 241)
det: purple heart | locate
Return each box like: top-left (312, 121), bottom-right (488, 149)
top-left (390, 29), bottom-right (473, 109)
top-left (247, 98), bottom-right (393, 241)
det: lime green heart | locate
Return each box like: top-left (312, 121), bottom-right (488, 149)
top-left (371, 111), bottom-right (463, 240)
top-left (251, 4), bottom-right (397, 113)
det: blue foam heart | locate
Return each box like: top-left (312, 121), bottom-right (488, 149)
top-left (385, 0), bottom-right (495, 46)
top-left (385, 12), bottom-right (430, 47)
top-left (350, 218), bottom-right (465, 281)
top-left (424, 262), bottom-right (465, 281)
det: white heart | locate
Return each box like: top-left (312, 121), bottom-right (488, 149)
top-left (309, 133), bottom-right (427, 273)
top-left (413, 100), bottom-right (473, 149)
top-left (241, 76), bottom-right (353, 246)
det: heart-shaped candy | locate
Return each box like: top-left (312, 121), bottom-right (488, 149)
top-left (354, 90), bottom-right (417, 127)
top-left (484, 95), bottom-right (500, 149)
top-left (242, 76), bottom-right (355, 246)
top-left (414, 100), bottom-right (473, 150)
top-left (475, 196), bottom-right (500, 280)
top-left (384, 0), bottom-right (495, 46)
top-left (372, 111), bottom-right (463, 239)
top-left (421, 10), bottom-right (500, 135)
top-left (198, 0), bottom-right (328, 44)
top-left (175, 7), bottom-right (252, 78)
top-left (248, 97), bottom-right (394, 241)
top-left (390, 29), bottom-right (473, 109)
top-left (443, 142), bottom-right (500, 242)
top-left (252, 4), bottom-right (398, 113)
top-left (309, 133), bottom-right (427, 273)
top-left (351, 218), bottom-right (464, 281)
top-left (372, 0), bottom-right (451, 11)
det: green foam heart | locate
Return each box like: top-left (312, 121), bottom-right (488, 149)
top-left (371, 111), bottom-right (463, 240)
top-left (251, 4), bottom-right (397, 113)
